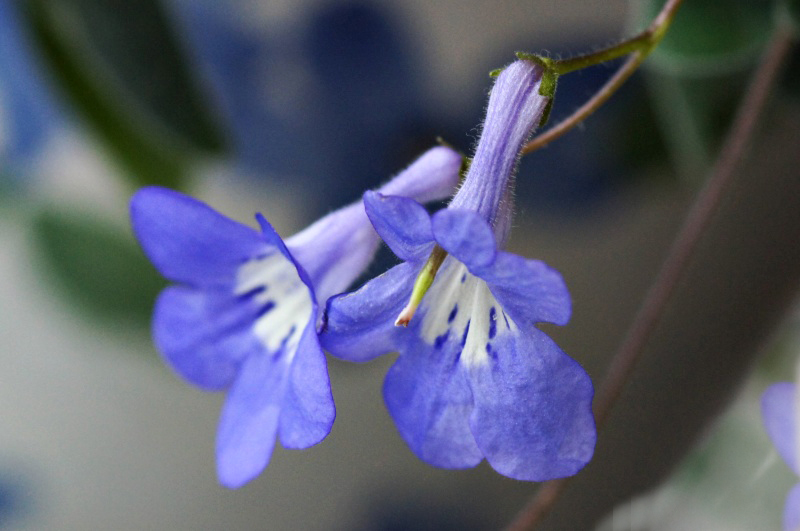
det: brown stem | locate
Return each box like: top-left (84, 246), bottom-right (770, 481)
top-left (521, 0), bottom-right (685, 155)
top-left (594, 25), bottom-right (795, 429)
top-left (520, 52), bottom-right (644, 154)
top-left (506, 25), bottom-right (796, 531)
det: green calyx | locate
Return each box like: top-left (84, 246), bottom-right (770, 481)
top-left (515, 53), bottom-right (559, 127)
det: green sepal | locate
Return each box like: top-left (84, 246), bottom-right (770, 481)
top-left (538, 98), bottom-right (555, 129)
top-left (514, 52), bottom-right (559, 99)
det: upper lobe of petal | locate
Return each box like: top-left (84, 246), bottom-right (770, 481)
top-left (363, 192), bottom-right (434, 263)
top-left (130, 186), bottom-right (266, 287)
top-left (431, 208), bottom-right (497, 270)
top-left (377, 145), bottom-right (462, 204)
top-left (762, 382), bottom-right (800, 475)
top-left (480, 251), bottom-right (571, 326)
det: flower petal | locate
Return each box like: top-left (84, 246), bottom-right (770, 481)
top-left (762, 382), bottom-right (800, 474)
top-left (279, 320), bottom-right (335, 449)
top-left (431, 208), bottom-right (497, 270)
top-left (383, 332), bottom-right (482, 469)
top-left (321, 262), bottom-right (417, 362)
top-left (469, 328), bottom-right (595, 481)
top-left (216, 348), bottom-right (291, 488)
top-left (784, 483), bottom-right (800, 531)
top-left (287, 146), bottom-right (460, 302)
top-left (286, 201), bottom-right (381, 306)
top-left (363, 191), bottom-right (434, 262)
top-left (480, 251), bottom-right (571, 326)
top-left (153, 286), bottom-right (260, 390)
top-left (130, 186), bottom-right (266, 287)
top-left (377, 145), bottom-right (462, 204)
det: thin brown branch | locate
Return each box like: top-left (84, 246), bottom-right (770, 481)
top-left (593, 24), bottom-right (795, 429)
top-left (521, 0), bottom-right (684, 155)
top-left (506, 25), bottom-right (796, 531)
top-left (520, 52), bottom-right (644, 154)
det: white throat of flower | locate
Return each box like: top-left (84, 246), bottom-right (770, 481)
top-left (235, 251), bottom-right (313, 355)
top-left (418, 259), bottom-right (516, 368)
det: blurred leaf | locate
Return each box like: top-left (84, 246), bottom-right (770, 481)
top-left (32, 207), bottom-right (166, 330)
top-left (787, 0), bottom-right (800, 27)
top-left (780, 40), bottom-right (800, 97)
top-left (780, 0), bottom-right (800, 98)
top-left (633, 0), bottom-right (774, 180)
top-left (20, 0), bottom-right (227, 188)
top-left (645, 70), bottom-right (749, 178)
top-left (637, 0), bottom-right (773, 76)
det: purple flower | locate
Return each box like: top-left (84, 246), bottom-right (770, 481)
top-left (762, 382), bottom-right (800, 531)
top-left (321, 60), bottom-right (596, 481)
top-left (130, 146), bottom-right (461, 488)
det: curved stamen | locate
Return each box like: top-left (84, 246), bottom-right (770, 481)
top-left (395, 245), bottom-right (448, 326)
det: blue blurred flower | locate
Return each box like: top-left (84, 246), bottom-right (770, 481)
top-left (171, 1), bottom-right (431, 215)
top-left (762, 382), bottom-right (800, 531)
top-left (0, 0), bottom-right (61, 178)
top-left (322, 60), bottom-right (596, 480)
top-left (130, 146), bottom-right (461, 487)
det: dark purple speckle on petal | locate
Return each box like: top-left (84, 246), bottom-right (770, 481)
top-left (448, 304), bottom-right (458, 323)
top-left (460, 320), bottom-right (471, 347)
top-left (435, 330), bottom-right (450, 349)
top-left (256, 300), bottom-right (276, 318)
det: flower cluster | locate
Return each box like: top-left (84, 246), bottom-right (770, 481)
top-left (762, 382), bottom-right (800, 531)
top-left (131, 146), bottom-right (461, 487)
top-left (131, 59), bottom-right (596, 487)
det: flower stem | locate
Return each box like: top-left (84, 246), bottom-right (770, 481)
top-left (520, 0), bottom-right (684, 155)
top-left (505, 23), bottom-right (796, 531)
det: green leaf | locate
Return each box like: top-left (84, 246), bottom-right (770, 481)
top-left (786, 0), bottom-right (800, 28)
top-left (632, 0), bottom-right (774, 179)
top-left (31, 207), bottom-right (166, 330)
top-left (645, 70), bottom-right (750, 178)
top-left (20, 0), bottom-right (227, 188)
top-left (637, 0), bottom-right (773, 76)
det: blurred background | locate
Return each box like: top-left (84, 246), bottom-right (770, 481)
top-left (1, 0), bottom-right (798, 529)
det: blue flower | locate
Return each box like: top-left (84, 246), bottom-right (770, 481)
top-left (762, 382), bottom-right (800, 531)
top-left (130, 146), bottom-right (461, 487)
top-left (321, 60), bottom-right (596, 480)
